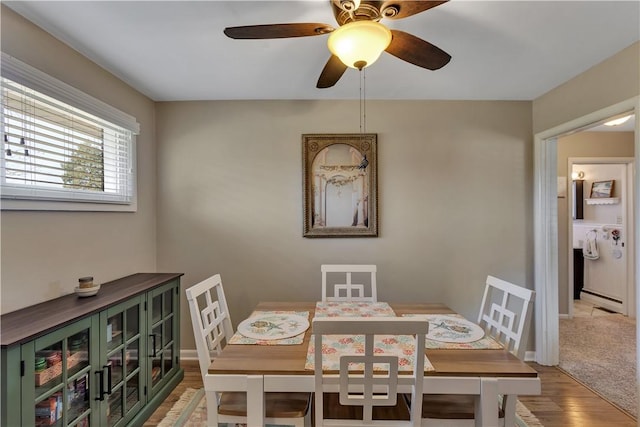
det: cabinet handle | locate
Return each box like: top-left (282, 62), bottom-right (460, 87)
top-left (150, 334), bottom-right (157, 357)
top-left (104, 364), bottom-right (113, 395)
top-left (95, 370), bottom-right (105, 401)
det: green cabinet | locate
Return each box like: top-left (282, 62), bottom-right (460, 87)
top-left (1, 273), bottom-right (183, 427)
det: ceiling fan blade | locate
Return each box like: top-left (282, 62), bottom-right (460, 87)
top-left (386, 30), bottom-right (451, 70)
top-left (224, 23), bottom-right (334, 39)
top-left (379, 1), bottom-right (449, 20)
top-left (317, 55), bottom-right (348, 88)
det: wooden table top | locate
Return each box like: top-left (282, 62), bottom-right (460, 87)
top-left (208, 301), bottom-right (538, 378)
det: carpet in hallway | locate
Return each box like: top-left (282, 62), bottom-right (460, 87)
top-left (559, 312), bottom-right (637, 417)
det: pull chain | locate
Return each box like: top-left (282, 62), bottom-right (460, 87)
top-left (359, 67), bottom-right (367, 135)
top-left (359, 68), bottom-right (363, 135)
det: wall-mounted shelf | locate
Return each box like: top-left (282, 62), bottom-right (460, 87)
top-left (585, 197), bottom-right (620, 205)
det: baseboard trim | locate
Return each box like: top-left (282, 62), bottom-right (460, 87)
top-left (181, 349), bottom-right (198, 360)
top-left (581, 291), bottom-right (625, 315)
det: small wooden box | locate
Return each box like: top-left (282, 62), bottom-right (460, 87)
top-left (35, 362), bottom-right (62, 387)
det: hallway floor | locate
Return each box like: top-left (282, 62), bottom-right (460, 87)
top-left (558, 299), bottom-right (637, 418)
top-left (572, 299), bottom-right (621, 317)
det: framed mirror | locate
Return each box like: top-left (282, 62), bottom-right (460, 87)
top-left (302, 133), bottom-right (377, 237)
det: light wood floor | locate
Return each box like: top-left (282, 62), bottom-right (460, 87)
top-left (143, 360), bottom-right (204, 426)
top-left (146, 360), bottom-right (637, 426)
top-left (518, 364), bottom-right (636, 427)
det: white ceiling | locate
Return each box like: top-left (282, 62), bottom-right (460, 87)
top-left (4, 1), bottom-right (640, 102)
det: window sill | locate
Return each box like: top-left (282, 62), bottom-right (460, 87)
top-left (1, 198), bottom-right (137, 212)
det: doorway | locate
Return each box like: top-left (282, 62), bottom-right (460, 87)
top-left (558, 144), bottom-right (636, 413)
top-left (566, 158), bottom-right (634, 317)
top-left (533, 97), bottom-right (639, 366)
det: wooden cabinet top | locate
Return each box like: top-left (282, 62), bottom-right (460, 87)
top-left (1, 272), bottom-right (183, 348)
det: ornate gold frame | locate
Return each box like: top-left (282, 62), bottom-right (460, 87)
top-left (302, 133), bottom-right (378, 237)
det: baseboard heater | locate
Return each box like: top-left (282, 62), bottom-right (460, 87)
top-left (581, 289), bottom-right (622, 304)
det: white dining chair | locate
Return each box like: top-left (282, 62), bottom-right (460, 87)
top-left (321, 264), bottom-right (378, 302)
top-left (419, 275), bottom-right (535, 426)
top-left (185, 274), bottom-right (311, 427)
top-left (313, 317), bottom-right (428, 427)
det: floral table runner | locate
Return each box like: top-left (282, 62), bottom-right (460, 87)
top-left (403, 314), bottom-right (503, 350)
top-left (314, 301), bottom-right (396, 317)
top-left (305, 333), bottom-right (434, 372)
top-left (228, 311), bottom-right (309, 345)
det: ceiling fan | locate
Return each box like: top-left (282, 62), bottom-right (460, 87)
top-left (223, 0), bottom-right (452, 88)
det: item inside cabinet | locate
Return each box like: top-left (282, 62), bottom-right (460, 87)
top-left (35, 351), bottom-right (85, 387)
top-left (35, 391), bottom-right (62, 426)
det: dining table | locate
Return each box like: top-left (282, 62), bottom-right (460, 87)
top-left (207, 301), bottom-right (541, 427)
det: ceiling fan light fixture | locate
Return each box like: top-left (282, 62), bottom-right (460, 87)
top-left (327, 20), bottom-right (392, 69)
top-left (339, 0), bottom-right (361, 12)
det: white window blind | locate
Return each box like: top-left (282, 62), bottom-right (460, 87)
top-left (0, 53), bottom-right (139, 210)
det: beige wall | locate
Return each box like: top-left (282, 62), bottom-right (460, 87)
top-left (0, 6), bottom-right (158, 313)
top-left (556, 132), bottom-right (635, 314)
top-left (155, 100), bottom-right (534, 350)
top-left (533, 41), bottom-right (640, 133)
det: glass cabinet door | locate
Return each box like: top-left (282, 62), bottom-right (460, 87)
top-left (65, 330), bottom-right (91, 426)
top-left (24, 316), bottom-right (97, 427)
top-left (101, 297), bottom-right (144, 427)
top-left (147, 281), bottom-right (179, 396)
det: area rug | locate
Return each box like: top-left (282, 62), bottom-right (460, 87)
top-left (559, 313), bottom-right (637, 417)
top-left (159, 387), bottom-right (544, 426)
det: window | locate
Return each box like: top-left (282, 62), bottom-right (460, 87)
top-left (0, 53), bottom-right (139, 211)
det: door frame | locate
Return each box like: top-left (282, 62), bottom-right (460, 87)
top-left (567, 157), bottom-right (635, 317)
top-left (533, 96), bottom-right (639, 366)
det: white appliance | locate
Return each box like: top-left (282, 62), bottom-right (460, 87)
top-left (573, 222), bottom-right (626, 313)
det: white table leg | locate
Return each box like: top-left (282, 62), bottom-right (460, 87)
top-left (246, 375), bottom-right (265, 427)
top-left (476, 377), bottom-right (499, 427)
top-left (205, 390), bottom-right (218, 427)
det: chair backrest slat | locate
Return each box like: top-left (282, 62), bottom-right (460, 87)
top-left (321, 264), bottom-right (378, 302)
top-left (313, 317), bottom-right (428, 426)
top-left (185, 274), bottom-right (234, 380)
top-left (477, 275), bottom-right (535, 359)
